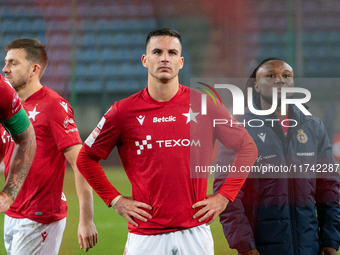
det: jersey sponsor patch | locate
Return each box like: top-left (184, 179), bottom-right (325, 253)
top-left (135, 135), bottom-right (152, 155)
top-left (1, 130), bottom-right (14, 143)
top-left (85, 117), bottom-right (106, 147)
top-left (135, 136), bottom-right (201, 155)
top-left (153, 115), bottom-right (176, 123)
top-left (297, 152), bottom-right (315, 156)
top-left (63, 116), bottom-right (75, 128)
top-left (12, 93), bottom-right (19, 108)
top-left (97, 117), bottom-right (106, 129)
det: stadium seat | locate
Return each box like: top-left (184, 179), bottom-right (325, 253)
top-left (31, 19), bottom-right (46, 32)
top-left (49, 33), bottom-right (72, 47)
top-left (112, 33), bottom-right (128, 46)
top-left (76, 79), bottom-right (102, 92)
top-left (87, 63), bottom-right (102, 76)
top-left (142, 18), bottom-right (157, 30)
top-left (91, 5), bottom-right (109, 17)
top-left (83, 34), bottom-right (97, 46)
top-left (93, 19), bottom-right (110, 31)
top-left (99, 48), bottom-right (115, 61)
top-left (75, 64), bottom-right (87, 77)
top-left (53, 49), bottom-right (71, 62)
top-left (0, 6), bottom-right (13, 18)
top-left (102, 63), bottom-right (118, 76)
top-left (98, 33), bottom-right (113, 46)
top-left (56, 64), bottom-right (71, 77)
top-left (1, 19), bottom-right (15, 32)
top-left (3, 34), bottom-right (17, 44)
top-left (42, 65), bottom-right (53, 79)
top-left (83, 48), bottom-right (99, 61)
top-left (16, 19), bottom-right (32, 32)
top-left (109, 20), bottom-right (124, 31)
top-left (105, 80), bottom-right (120, 91)
top-left (129, 33), bottom-right (145, 45)
top-left (139, 5), bottom-right (154, 16)
top-left (135, 63), bottom-right (146, 76)
top-left (118, 63), bottom-right (132, 76)
top-left (123, 5), bottom-right (139, 17)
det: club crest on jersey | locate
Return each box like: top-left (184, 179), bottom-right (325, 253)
top-left (296, 129), bottom-right (308, 143)
top-left (136, 115), bottom-right (145, 126)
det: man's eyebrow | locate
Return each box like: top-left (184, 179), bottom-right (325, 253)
top-left (265, 69), bottom-right (293, 73)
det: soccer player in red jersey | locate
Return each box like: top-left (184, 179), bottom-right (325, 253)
top-left (0, 74), bottom-right (36, 214)
top-left (77, 28), bottom-right (258, 254)
top-left (1, 39), bottom-right (97, 254)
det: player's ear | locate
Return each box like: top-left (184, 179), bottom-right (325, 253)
top-left (254, 81), bottom-right (260, 92)
top-left (30, 64), bottom-right (41, 78)
top-left (141, 54), bottom-right (148, 68)
top-left (179, 56), bottom-right (184, 70)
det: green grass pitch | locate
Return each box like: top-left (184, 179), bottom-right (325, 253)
top-left (0, 167), bottom-right (235, 254)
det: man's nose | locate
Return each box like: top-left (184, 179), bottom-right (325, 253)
top-left (275, 75), bottom-right (284, 84)
top-left (161, 52), bottom-right (169, 62)
top-left (2, 64), bottom-right (9, 73)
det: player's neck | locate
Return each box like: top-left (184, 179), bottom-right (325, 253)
top-left (147, 78), bottom-right (179, 102)
top-left (16, 80), bottom-right (43, 102)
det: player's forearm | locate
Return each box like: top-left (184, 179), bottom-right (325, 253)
top-left (2, 124), bottom-right (36, 202)
top-left (73, 167), bottom-right (95, 221)
top-left (77, 146), bottom-right (121, 206)
top-left (63, 144), bottom-right (95, 220)
top-left (218, 134), bottom-right (257, 201)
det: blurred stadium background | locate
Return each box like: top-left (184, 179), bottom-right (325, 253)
top-left (1, 0), bottom-right (340, 254)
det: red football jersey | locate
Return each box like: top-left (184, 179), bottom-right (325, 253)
top-left (0, 74), bottom-right (21, 123)
top-left (2, 86), bottom-right (82, 224)
top-left (84, 85), bottom-right (250, 235)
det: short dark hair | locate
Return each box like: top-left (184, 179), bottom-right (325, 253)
top-left (244, 57), bottom-right (285, 107)
top-left (146, 28), bottom-right (182, 48)
top-left (6, 38), bottom-right (48, 77)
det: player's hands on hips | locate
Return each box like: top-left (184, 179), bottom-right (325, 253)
top-left (319, 247), bottom-right (337, 255)
top-left (78, 220), bottom-right (98, 252)
top-left (0, 192), bottom-right (13, 213)
top-left (113, 196), bottom-right (152, 227)
top-left (239, 248), bottom-right (260, 255)
top-left (192, 193), bottom-right (229, 225)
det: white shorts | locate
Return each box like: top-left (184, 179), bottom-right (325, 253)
top-left (4, 215), bottom-right (66, 255)
top-left (124, 224), bottom-right (214, 255)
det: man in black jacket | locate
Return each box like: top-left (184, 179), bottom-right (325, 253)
top-left (214, 57), bottom-right (340, 255)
